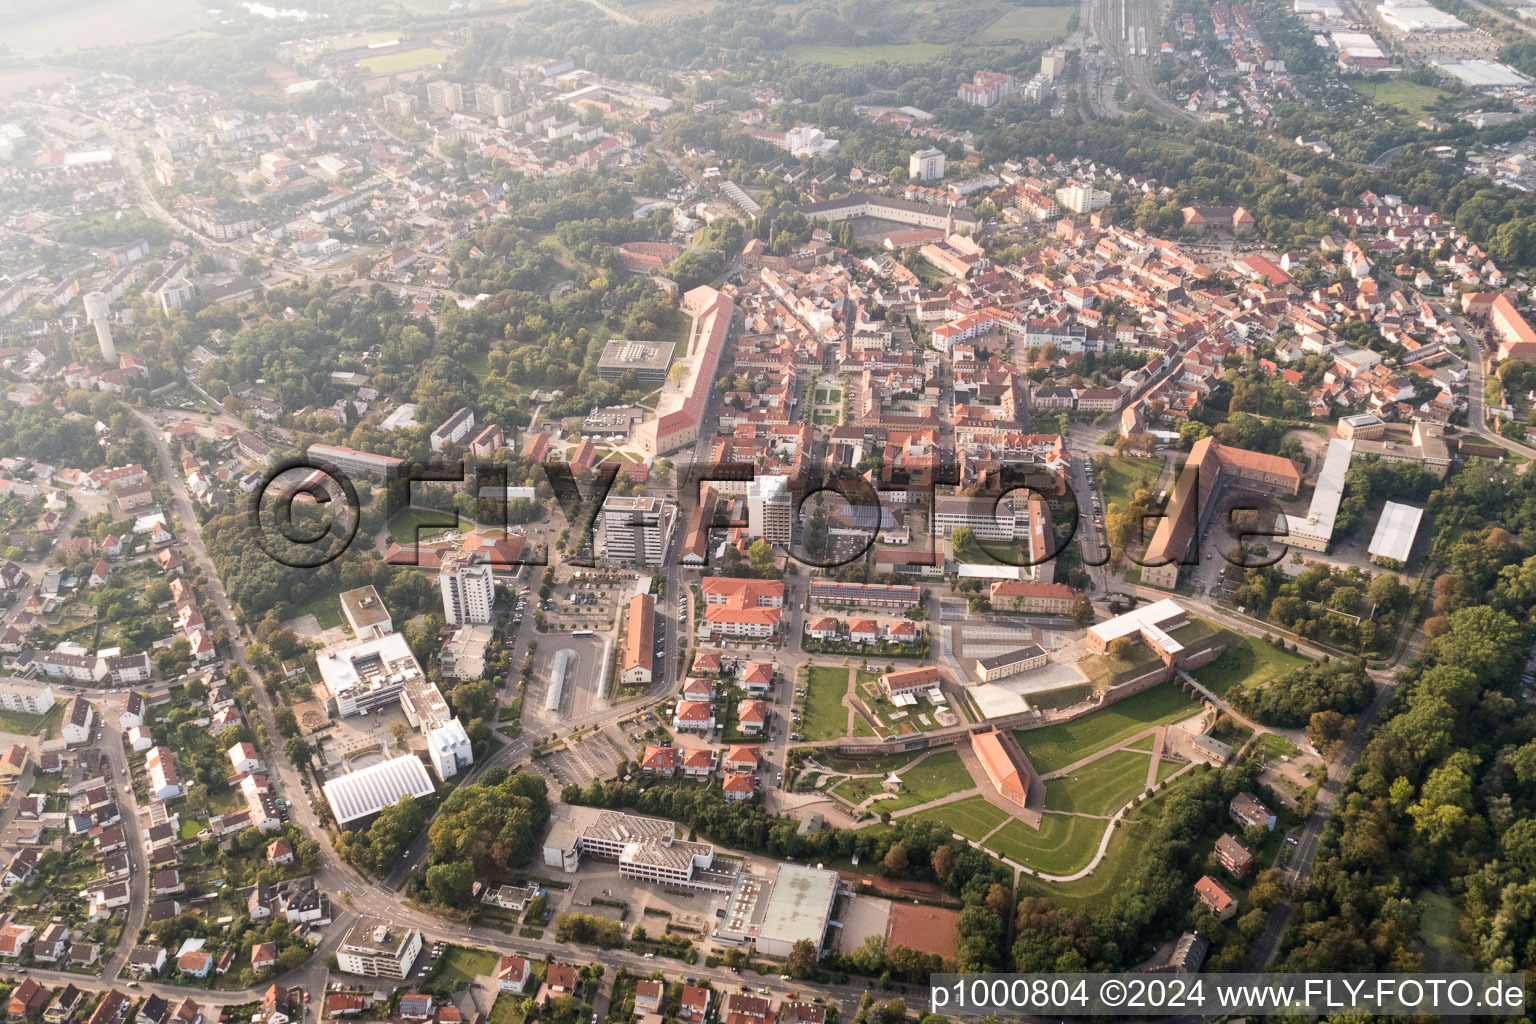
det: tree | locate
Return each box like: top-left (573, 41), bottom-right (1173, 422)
top-left (284, 736), bottom-right (314, 768)
top-left (1071, 595), bottom-right (1094, 628)
top-left (984, 883), bottom-right (1011, 918)
top-left (748, 538), bottom-right (775, 573)
top-left (1408, 751), bottom-right (1480, 848)
top-left (850, 934), bottom-right (885, 974)
top-left (883, 843), bottom-right (908, 876)
top-left (786, 938), bottom-right (818, 979)
top-left (930, 843), bottom-right (955, 881)
top-left (1108, 636), bottom-right (1134, 661)
top-left (425, 860), bottom-right (475, 908)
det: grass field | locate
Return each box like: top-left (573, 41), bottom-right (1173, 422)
top-left (1096, 455), bottom-right (1162, 514)
top-left (978, 4), bottom-right (1076, 42)
top-left (1254, 731), bottom-right (1302, 760)
top-left (488, 994), bottom-right (526, 1024)
top-left (987, 814), bottom-right (1103, 875)
top-left (1079, 642), bottom-right (1161, 689)
top-left (1348, 79), bottom-right (1453, 119)
top-left (831, 750), bottom-right (974, 813)
top-left (812, 749), bottom-right (921, 775)
top-left (1015, 684), bottom-right (1199, 774)
top-left (1155, 758), bottom-right (1184, 783)
top-left (908, 794), bottom-right (1009, 841)
top-left (1016, 817), bottom-right (1147, 907)
top-left (358, 47), bottom-right (448, 75)
top-left (0, 700), bottom-right (64, 738)
top-left (1027, 683), bottom-right (1094, 711)
top-left (789, 42), bottom-right (946, 66)
top-left (1193, 635), bottom-right (1308, 699)
top-left (435, 945), bottom-right (499, 985)
top-left (1044, 748), bottom-right (1152, 816)
top-left (389, 507), bottom-right (474, 543)
top-left (803, 665), bottom-right (852, 741)
top-left (286, 583), bottom-right (344, 630)
top-left (1415, 889), bottom-right (1471, 971)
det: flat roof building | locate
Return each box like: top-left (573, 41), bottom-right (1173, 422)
top-left (339, 586), bottom-right (392, 638)
top-left (755, 864), bottom-right (839, 958)
top-left (1368, 501), bottom-right (1423, 565)
top-left (541, 805), bottom-right (734, 892)
top-left (323, 756), bottom-right (436, 826)
top-left (1285, 438), bottom-right (1353, 552)
top-left (335, 918), bottom-right (423, 979)
top-left (598, 339), bottom-right (676, 383)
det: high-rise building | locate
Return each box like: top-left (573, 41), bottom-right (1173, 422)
top-left (83, 292), bottom-right (115, 361)
top-left (474, 83), bottom-right (515, 118)
top-left (426, 80), bottom-right (463, 113)
top-left (1055, 181), bottom-right (1112, 215)
top-left (1040, 48), bottom-right (1068, 81)
top-left (439, 550), bottom-right (495, 625)
top-left (747, 475), bottom-right (793, 547)
top-left (597, 495), bottom-right (674, 566)
top-left (336, 919), bottom-right (423, 978)
top-left (908, 147), bottom-right (946, 181)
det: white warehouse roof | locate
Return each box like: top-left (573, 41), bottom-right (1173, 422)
top-left (1368, 502), bottom-right (1423, 564)
top-left (323, 755), bottom-right (436, 825)
top-left (1287, 438), bottom-right (1353, 544)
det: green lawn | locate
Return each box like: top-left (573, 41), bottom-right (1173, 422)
top-left (802, 665), bottom-right (852, 741)
top-left (1043, 749), bottom-right (1152, 816)
top-left (1254, 731), bottom-right (1302, 760)
top-left (389, 507), bottom-right (474, 544)
top-left (907, 794), bottom-right (1010, 841)
top-left (357, 46), bottom-right (448, 74)
top-left (1096, 455), bottom-right (1162, 514)
top-left (1192, 635), bottom-right (1308, 699)
top-left (1016, 817), bottom-right (1149, 908)
top-left (1079, 642), bottom-right (1161, 689)
top-left (810, 749), bottom-right (922, 775)
top-left (489, 993), bottom-right (527, 1024)
top-left (1027, 683), bottom-right (1094, 711)
top-left (831, 750), bottom-right (974, 814)
top-left (285, 584), bottom-right (344, 630)
top-left (1415, 889), bottom-right (1472, 971)
top-left (978, 4), bottom-right (1075, 42)
top-left (1348, 79), bottom-right (1453, 119)
top-left (435, 945), bottom-right (499, 985)
top-left (1015, 684), bottom-right (1200, 774)
top-left (987, 814), bottom-right (1103, 875)
top-left (0, 700), bottom-right (64, 738)
top-left (1155, 758), bottom-right (1183, 783)
top-left (789, 42), bottom-right (946, 66)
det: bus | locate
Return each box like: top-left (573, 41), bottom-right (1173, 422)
top-left (572, 629), bottom-right (595, 637)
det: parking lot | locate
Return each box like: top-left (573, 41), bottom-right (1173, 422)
top-left (525, 729), bottom-right (628, 790)
top-left (540, 570), bottom-right (638, 631)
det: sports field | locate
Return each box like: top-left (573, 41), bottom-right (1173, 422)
top-left (788, 42), bottom-right (946, 66)
top-left (1043, 748), bottom-right (1151, 816)
top-left (1014, 684), bottom-right (1199, 773)
top-left (978, 5), bottom-right (1076, 43)
top-left (908, 795), bottom-right (1009, 841)
top-left (358, 47), bottom-right (448, 74)
top-left (986, 814), bottom-right (1102, 875)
